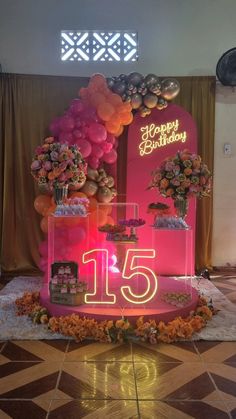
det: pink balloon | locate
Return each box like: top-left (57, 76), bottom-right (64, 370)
top-left (49, 118), bottom-right (60, 136)
top-left (77, 139), bottom-right (92, 158)
top-left (81, 107), bottom-right (97, 122)
top-left (91, 144), bottom-right (104, 158)
top-left (103, 149), bottom-right (117, 164)
top-left (101, 142), bottom-right (113, 153)
top-left (88, 123), bottom-right (107, 143)
top-left (58, 131), bottom-right (74, 144)
top-left (69, 99), bottom-right (84, 115)
top-left (59, 115), bottom-right (75, 132)
top-left (39, 257), bottom-right (47, 272)
top-left (73, 129), bottom-right (82, 139)
top-left (88, 156), bottom-right (99, 169)
top-left (106, 133), bottom-right (116, 145)
top-left (74, 118), bottom-right (82, 129)
top-left (39, 240), bottom-right (48, 256)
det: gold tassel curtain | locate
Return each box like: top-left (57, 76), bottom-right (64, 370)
top-left (0, 74), bottom-right (88, 275)
top-left (174, 76), bottom-right (215, 270)
top-left (0, 74), bottom-right (215, 275)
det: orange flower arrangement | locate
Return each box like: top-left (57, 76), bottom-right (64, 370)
top-left (15, 292), bottom-right (217, 343)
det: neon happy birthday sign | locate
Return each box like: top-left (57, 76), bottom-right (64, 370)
top-left (139, 119), bottom-right (187, 156)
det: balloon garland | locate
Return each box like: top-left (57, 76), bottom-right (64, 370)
top-left (31, 72), bottom-right (180, 271)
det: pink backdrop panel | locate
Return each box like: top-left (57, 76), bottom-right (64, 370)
top-left (126, 104), bottom-right (198, 275)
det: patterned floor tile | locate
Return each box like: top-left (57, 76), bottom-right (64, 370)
top-left (135, 362), bottom-right (220, 400)
top-left (132, 342), bottom-right (200, 363)
top-left (195, 341), bottom-right (236, 363)
top-left (0, 343), bottom-right (6, 353)
top-left (138, 400), bottom-right (230, 418)
top-left (225, 402), bottom-right (236, 418)
top-left (0, 361), bottom-right (41, 378)
top-left (1, 340), bottom-right (67, 361)
top-left (57, 361), bottom-right (136, 399)
top-left (0, 361), bottom-right (61, 398)
top-left (0, 400), bottom-right (48, 418)
top-left (65, 341), bottom-right (132, 362)
top-left (48, 399), bottom-right (139, 419)
top-left (207, 363), bottom-right (236, 400)
top-left (1, 341), bottom-right (44, 361)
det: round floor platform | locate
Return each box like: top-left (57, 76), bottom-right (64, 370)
top-left (40, 276), bottom-right (199, 323)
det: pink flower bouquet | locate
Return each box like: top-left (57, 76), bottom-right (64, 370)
top-left (149, 149), bottom-right (211, 200)
top-left (31, 137), bottom-right (87, 189)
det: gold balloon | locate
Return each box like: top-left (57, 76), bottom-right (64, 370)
top-left (96, 187), bottom-right (113, 203)
top-left (143, 93), bottom-right (158, 109)
top-left (69, 177), bottom-right (86, 191)
top-left (81, 180), bottom-right (98, 196)
top-left (161, 78), bottom-right (180, 100)
top-left (87, 167), bottom-right (99, 181)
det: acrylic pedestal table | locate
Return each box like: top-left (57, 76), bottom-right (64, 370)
top-left (40, 213), bottom-right (198, 322)
top-left (152, 227), bottom-right (194, 276)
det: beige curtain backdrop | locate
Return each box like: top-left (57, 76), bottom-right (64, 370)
top-left (0, 74), bottom-right (215, 275)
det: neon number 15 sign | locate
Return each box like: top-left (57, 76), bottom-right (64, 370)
top-left (82, 248), bottom-right (158, 305)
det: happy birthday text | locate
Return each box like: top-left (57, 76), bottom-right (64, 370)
top-left (139, 119), bottom-right (187, 156)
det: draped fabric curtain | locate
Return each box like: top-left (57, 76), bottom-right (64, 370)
top-left (0, 74), bottom-right (215, 275)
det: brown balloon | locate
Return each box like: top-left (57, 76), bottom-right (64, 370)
top-left (81, 180), bottom-right (98, 196)
top-left (145, 74), bottom-right (159, 86)
top-left (161, 78), bottom-right (180, 100)
top-left (130, 93), bottom-right (143, 109)
top-left (96, 186), bottom-right (113, 203)
top-left (106, 176), bottom-right (115, 188)
top-left (87, 167), bottom-right (99, 181)
top-left (143, 93), bottom-right (158, 109)
top-left (69, 177), bottom-right (86, 191)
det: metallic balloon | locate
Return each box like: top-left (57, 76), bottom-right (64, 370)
top-left (87, 167), bottom-right (99, 181)
top-left (81, 180), bottom-right (98, 196)
top-left (139, 106), bottom-right (151, 117)
top-left (96, 186), bottom-right (113, 203)
top-left (149, 82), bottom-right (161, 95)
top-left (158, 97), bottom-right (166, 105)
top-left (107, 78), bottom-right (115, 89)
top-left (112, 81), bottom-right (127, 95)
top-left (143, 93), bottom-right (158, 109)
top-left (127, 72), bottom-right (144, 86)
top-left (130, 93), bottom-right (143, 109)
top-left (106, 176), bottom-right (115, 188)
top-left (161, 78), bottom-right (180, 100)
top-left (145, 74), bottom-right (159, 87)
top-left (69, 177), bottom-right (86, 191)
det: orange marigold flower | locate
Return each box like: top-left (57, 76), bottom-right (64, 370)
top-left (106, 320), bottom-right (114, 329)
top-left (115, 319), bottom-right (125, 329)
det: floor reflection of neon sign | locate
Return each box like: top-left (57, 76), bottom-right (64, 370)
top-left (82, 248), bottom-right (158, 305)
top-left (139, 119), bottom-right (187, 156)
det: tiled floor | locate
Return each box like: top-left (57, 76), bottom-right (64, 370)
top-left (0, 271), bottom-right (235, 419)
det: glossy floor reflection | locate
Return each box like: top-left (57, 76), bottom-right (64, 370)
top-left (0, 271), bottom-right (235, 418)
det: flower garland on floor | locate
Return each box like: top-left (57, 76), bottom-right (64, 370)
top-left (15, 293), bottom-right (217, 344)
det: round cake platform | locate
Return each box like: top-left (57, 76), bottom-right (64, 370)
top-left (40, 276), bottom-right (198, 322)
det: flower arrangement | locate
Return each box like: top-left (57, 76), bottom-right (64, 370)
top-left (31, 137), bottom-right (87, 189)
top-left (149, 149), bottom-right (211, 200)
top-left (15, 292), bottom-right (217, 343)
